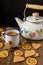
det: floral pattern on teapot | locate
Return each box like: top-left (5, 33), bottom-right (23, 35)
top-left (21, 28), bottom-right (43, 39)
top-left (21, 28), bottom-right (36, 38)
top-left (36, 29), bottom-right (43, 36)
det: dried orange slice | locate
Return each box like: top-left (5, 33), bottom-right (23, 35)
top-left (26, 57), bottom-right (37, 65)
top-left (22, 43), bottom-right (31, 50)
top-left (0, 50), bottom-right (8, 58)
top-left (14, 50), bottom-right (23, 56)
top-left (0, 42), bottom-right (3, 48)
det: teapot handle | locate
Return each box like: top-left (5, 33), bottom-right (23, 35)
top-left (26, 4), bottom-right (43, 10)
top-left (23, 3), bottom-right (43, 21)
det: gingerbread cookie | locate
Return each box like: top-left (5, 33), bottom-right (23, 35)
top-left (13, 56), bottom-right (25, 63)
top-left (33, 52), bottom-right (39, 57)
top-left (25, 50), bottom-right (35, 58)
top-left (32, 42), bottom-right (41, 49)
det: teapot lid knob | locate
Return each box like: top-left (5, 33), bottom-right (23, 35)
top-left (32, 12), bottom-right (39, 18)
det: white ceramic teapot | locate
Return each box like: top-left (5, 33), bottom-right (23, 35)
top-left (15, 4), bottom-right (43, 40)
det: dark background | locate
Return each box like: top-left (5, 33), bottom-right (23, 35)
top-left (0, 0), bottom-right (43, 27)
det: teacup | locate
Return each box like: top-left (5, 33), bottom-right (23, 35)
top-left (1, 29), bottom-right (20, 47)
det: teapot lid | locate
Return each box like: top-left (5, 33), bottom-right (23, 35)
top-left (26, 12), bottom-right (43, 23)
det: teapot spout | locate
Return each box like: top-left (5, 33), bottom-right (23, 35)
top-left (15, 17), bottom-right (23, 28)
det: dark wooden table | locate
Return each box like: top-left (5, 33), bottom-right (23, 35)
top-left (0, 27), bottom-right (43, 65)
